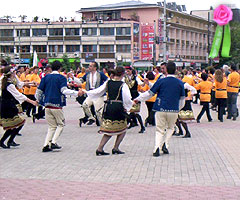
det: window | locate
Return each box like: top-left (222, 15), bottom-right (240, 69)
top-left (83, 45), bottom-right (97, 52)
top-left (82, 28), bottom-right (97, 36)
top-left (100, 28), bottom-right (114, 36)
top-left (100, 45), bottom-right (114, 52)
top-left (17, 29), bottom-right (30, 37)
top-left (33, 45), bottom-right (47, 52)
top-left (0, 29), bottom-right (13, 37)
top-left (17, 45), bottom-right (30, 53)
top-left (49, 45), bottom-right (63, 52)
top-left (49, 28), bottom-right (63, 36)
top-left (32, 29), bottom-right (46, 36)
top-left (65, 28), bottom-right (79, 36)
top-left (66, 45), bottom-right (80, 52)
top-left (116, 45), bottom-right (131, 53)
top-left (1, 45), bottom-right (14, 53)
top-left (116, 27), bottom-right (131, 35)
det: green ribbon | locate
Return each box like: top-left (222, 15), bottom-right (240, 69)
top-left (209, 24), bottom-right (231, 59)
top-left (221, 23), bottom-right (231, 57)
top-left (209, 25), bottom-right (223, 58)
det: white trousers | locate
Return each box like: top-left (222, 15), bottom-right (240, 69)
top-left (154, 112), bottom-right (178, 152)
top-left (82, 96), bottom-right (104, 124)
top-left (44, 108), bottom-right (65, 147)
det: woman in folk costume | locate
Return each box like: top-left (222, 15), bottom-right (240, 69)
top-left (214, 69), bottom-right (228, 122)
top-left (175, 72), bottom-right (197, 138)
top-left (80, 67), bottom-right (133, 156)
top-left (0, 66), bottom-right (37, 149)
top-left (124, 66), bottom-right (145, 133)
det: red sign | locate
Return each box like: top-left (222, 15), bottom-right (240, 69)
top-left (141, 24), bottom-right (154, 60)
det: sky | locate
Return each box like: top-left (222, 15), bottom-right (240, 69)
top-left (1, 0), bottom-right (240, 22)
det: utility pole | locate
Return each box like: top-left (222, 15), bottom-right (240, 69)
top-left (163, 0), bottom-right (167, 62)
top-left (153, 20), bottom-right (156, 66)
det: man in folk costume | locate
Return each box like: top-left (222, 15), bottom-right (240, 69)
top-left (134, 62), bottom-right (185, 156)
top-left (35, 61), bottom-right (82, 152)
top-left (73, 62), bottom-right (108, 126)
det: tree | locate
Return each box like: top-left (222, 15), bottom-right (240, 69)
top-left (230, 21), bottom-right (240, 64)
top-left (19, 15), bottom-right (27, 22)
top-left (62, 54), bottom-right (71, 72)
top-left (33, 16), bottom-right (39, 22)
top-left (219, 22), bottom-right (240, 67)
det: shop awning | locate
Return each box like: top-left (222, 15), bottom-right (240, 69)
top-left (133, 61), bottom-right (153, 68)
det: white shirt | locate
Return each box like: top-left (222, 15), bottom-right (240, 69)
top-left (86, 80), bottom-right (133, 111)
top-left (89, 71), bottom-right (97, 89)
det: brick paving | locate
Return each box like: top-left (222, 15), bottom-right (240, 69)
top-left (0, 96), bottom-right (240, 199)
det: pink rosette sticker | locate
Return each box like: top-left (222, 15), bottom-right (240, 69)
top-left (213, 5), bottom-right (233, 26)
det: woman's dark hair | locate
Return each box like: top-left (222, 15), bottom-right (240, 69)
top-left (146, 71), bottom-right (155, 80)
top-left (166, 62), bottom-right (176, 74)
top-left (0, 66), bottom-right (12, 90)
top-left (51, 60), bottom-right (62, 71)
top-left (114, 66), bottom-right (125, 77)
top-left (201, 73), bottom-right (208, 81)
top-left (215, 69), bottom-right (223, 83)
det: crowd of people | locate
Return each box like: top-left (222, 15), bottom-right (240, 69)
top-left (0, 59), bottom-right (239, 157)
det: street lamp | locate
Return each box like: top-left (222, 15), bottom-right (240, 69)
top-left (207, 6), bottom-right (213, 66)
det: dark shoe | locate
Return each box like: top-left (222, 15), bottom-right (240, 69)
top-left (183, 132), bottom-right (191, 138)
top-left (128, 122), bottom-right (138, 129)
top-left (208, 119), bottom-right (213, 122)
top-left (138, 127), bottom-right (145, 133)
top-left (79, 118), bottom-right (83, 127)
top-left (0, 143), bottom-right (10, 149)
top-left (51, 143), bottom-right (62, 149)
top-left (16, 133), bottom-right (22, 136)
top-left (42, 145), bottom-right (52, 152)
top-left (175, 131), bottom-right (183, 136)
top-left (219, 119), bottom-right (223, 122)
top-left (153, 148), bottom-right (160, 157)
top-left (112, 149), bottom-right (125, 155)
top-left (233, 116), bottom-right (237, 121)
top-left (197, 119), bottom-right (200, 123)
top-left (162, 143), bottom-right (169, 154)
top-left (7, 142), bottom-right (20, 147)
top-left (87, 119), bottom-right (95, 125)
top-left (96, 150), bottom-right (110, 156)
top-left (227, 116), bottom-right (232, 119)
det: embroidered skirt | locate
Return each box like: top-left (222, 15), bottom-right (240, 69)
top-left (99, 101), bottom-right (127, 136)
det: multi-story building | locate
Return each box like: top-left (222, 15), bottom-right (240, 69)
top-left (0, 1), bottom-right (215, 68)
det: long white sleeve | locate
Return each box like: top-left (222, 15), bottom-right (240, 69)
top-left (122, 83), bottom-right (133, 111)
top-left (135, 90), bottom-right (153, 102)
top-left (73, 77), bottom-right (83, 84)
top-left (7, 84), bottom-right (27, 104)
top-left (179, 96), bottom-right (185, 110)
top-left (184, 83), bottom-right (197, 95)
top-left (15, 75), bottom-right (25, 89)
top-left (86, 81), bottom-right (107, 99)
top-left (61, 86), bottom-right (79, 97)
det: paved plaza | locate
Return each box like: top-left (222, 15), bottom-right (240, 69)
top-left (1, 97), bottom-right (240, 199)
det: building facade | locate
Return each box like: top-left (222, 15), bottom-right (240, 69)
top-left (0, 1), bottom-right (215, 68)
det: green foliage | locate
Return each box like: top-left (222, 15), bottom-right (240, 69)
top-left (29, 55), bottom-right (33, 67)
top-left (230, 21), bottom-right (240, 64)
top-left (62, 54), bottom-right (71, 72)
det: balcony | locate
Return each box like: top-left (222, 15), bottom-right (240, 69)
top-left (116, 36), bottom-right (131, 40)
top-left (99, 53), bottom-right (115, 59)
top-left (0, 37), bottom-right (14, 41)
top-left (48, 36), bottom-right (63, 41)
top-left (64, 36), bottom-right (81, 41)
